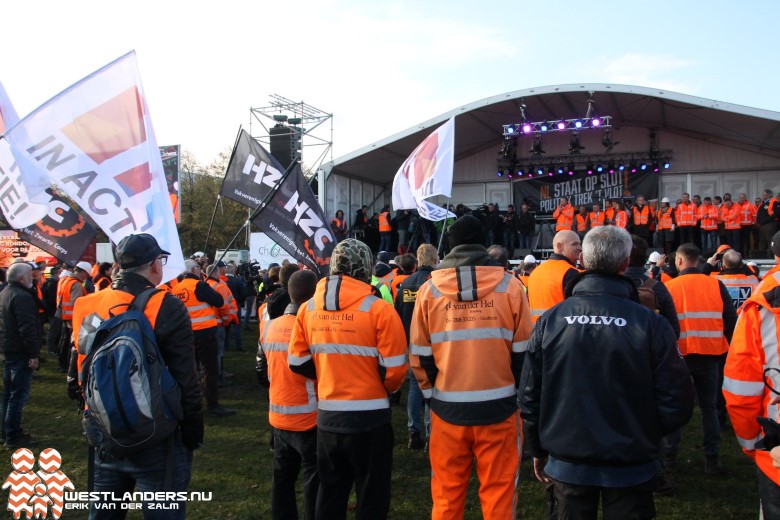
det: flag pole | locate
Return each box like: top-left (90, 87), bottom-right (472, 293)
top-left (206, 160), bottom-right (300, 278)
top-left (202, 194), bottom-right (221, 256)
top-left (436, 199), bottom-right (452, 257)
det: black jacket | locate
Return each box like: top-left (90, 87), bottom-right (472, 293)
top-left (111, 272), bottom-right (203, 439)
top-left (394, 266), bottom-right (434, 342)
top-left (0, 282), bottom-right (42, 361)
top-left (41, 276), bottom-right (60, 318)
top-left (520, 272), bottom-right (694, 467)
top-left (624, 266), bottom-right (680, 339)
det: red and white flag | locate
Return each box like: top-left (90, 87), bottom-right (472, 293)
top-left (392, 116), bottom-right (456, 221)
top-left (3, 51), bottom-right (184, 278)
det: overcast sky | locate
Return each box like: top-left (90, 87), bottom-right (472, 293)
top-left (2, 1), bottom-right (778, 167)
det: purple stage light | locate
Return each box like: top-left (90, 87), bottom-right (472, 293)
top-left (557, 121), bottom-right (566, 130)
top-left (591, 118), bottom-right (601, 127)
top-left (522, 123), bottom-right (532, 134)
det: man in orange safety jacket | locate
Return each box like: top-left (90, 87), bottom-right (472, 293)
top-left (552, 197), bottom-right (574, 231)
top-left (723, 231), bottom-right (780, 517)
top-left (410, 215), bottom-right (533, 520)
top-left (258, 270), bottom-right (320, 520)
top-left (664, 242), bottom-right (737, 474)
top-left (527, 230), bottom-right (581, 323)
top-left (288, 238), bottom-right (406, 519)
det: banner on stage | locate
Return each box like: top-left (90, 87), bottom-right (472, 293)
top-left (513, 170), bottom-right (659, 214)
top-left (2, 51), bottom-right (185, 280)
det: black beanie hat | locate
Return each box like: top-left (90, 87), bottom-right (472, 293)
top-left (448, 215), bottom-right (483, 247)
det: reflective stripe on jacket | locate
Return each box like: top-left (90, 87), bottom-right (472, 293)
top-left (740, 201), bottom-right (757, 225)
top-left (588, 211), bottom-right (605, 228)
top-left (665, 273), bottom-right (728, 355)
top-left (676, 202), bottom-right (697, 226)
top-left (410, 266), bottom-right (532, 425)
top-left (699, 204), bottom-right (719, 231)
top-left (172, 278), bottom-right (218, 330)
top-left (207, 278), bottom-right (235, 326)
top-left (723, 270), bottom-right (780, 485)
top-left (575, 214), bottom-right (587, 232)
top-left (716, 273), bottom-right (759, 311)
top-left (632, 205), bottom-right (651, 225)
top-left (56, 276), bottom-right (85, 322)
top-left (656, 208), bottom-right (674, 230)
top-left (261, 312), bottom-right (317, 431)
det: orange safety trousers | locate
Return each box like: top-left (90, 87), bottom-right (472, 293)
top-left (430, 411), bottom-right (521, 520)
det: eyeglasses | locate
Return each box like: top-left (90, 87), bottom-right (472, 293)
top-left (157, 256), bottom-right (168, 266)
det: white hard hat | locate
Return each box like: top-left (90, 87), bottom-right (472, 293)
top-left (75, 261), bottom-right (92, 273)
top-left (661, 197), bottom-right (671, 203)
top-left (648, 251), bottom-right (661, 263)
top-left (523, 254), bottom-right (537, 264)
top-left (193, 251), bottom-right (205, 258)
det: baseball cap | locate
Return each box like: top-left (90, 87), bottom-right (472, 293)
top-left (192, 251), bottom-right (205, 258)
top-left (115, 233), bottom-right (170, 268)
top-left (771, 230), bottom-right (780, 257)
top-left (523, 254), bottom-right (537, 264)
top-left (648, 251), bottom-right (661, 263)
top-left (716, 244), bottom-right (732, 254)
top-left (377, 251), bottom-right (391, 264)
top-left (75, 261), bottom-right (93, 273)
top-left (216, 260), bottom-right (226, 267)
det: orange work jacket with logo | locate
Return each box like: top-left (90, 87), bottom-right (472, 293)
top-left (699, 204), bottom-right (719, 231)
top-left (288, 275), bottom-right (407, 431)
top-left (656, 207), bottom-right (675, 230)
top-left (722, 204), bottom-right (742, 230)
top-left (207, 278), bottom-right (236, 326)
top-left (575, 214), bottom-right (588, 233)
top-left (740, 201), bottom-right (758, 225)
top-left (665, 272), bottom-right (729, 356)
top-left (56, 276), bottom-right (86, 322)
top-left (159, 277), bottom-right (180, 293)
top-left (72, 287), bottom-right (165, 377)
top-left (527, 257), bottom-right (579, 323)
top-left (378, 211), bottom-right (391, 232)
top-left (632, 205), bottom-right (651, 226)
top-left (391, 273), bottom-right (409, 299)
top-left (552, 204), bottom-right (574, 231)
top-left (261, 311), bottom-right (317, 431)
top-left (409, 266), bottom-right (532, 425)
top-left (588, 211), bottom-right (605, 228)
top-left (675, 202), bottom-right (697, 226)
top-left (716, 272), bottom-right (759, 311)
top-left (172, 277), bottom-right (219, 330)
top-left (614, 210), bottom-right (628, 228)
top-left (723, 270), bottom-right (780, 485)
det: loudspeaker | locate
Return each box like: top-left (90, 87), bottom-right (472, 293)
top-left (270, 125), bottom-right (295, 169)
top-left (516, 248), bottom-right (532, 259)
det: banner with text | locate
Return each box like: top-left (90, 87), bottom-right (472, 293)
top-left (249, 232), bottom-right (296, 267)
top-left (513, 171), bottom-right (659, 214)
top-left (220, 129), bottom-right (283, 209)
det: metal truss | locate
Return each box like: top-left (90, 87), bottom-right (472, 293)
top-left (502, 116), bottom-right (612, 137)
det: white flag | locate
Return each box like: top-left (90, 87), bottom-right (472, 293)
top-left (0, 81), bottom-right (50, 228)
top-left (392, 117), bottom-right (456, 221)
top-left (3, 51), bottom-right (185, 279)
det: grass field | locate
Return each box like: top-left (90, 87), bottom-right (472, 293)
top-left (5, 326), bottom-right (761, 519)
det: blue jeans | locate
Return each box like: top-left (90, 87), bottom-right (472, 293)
top-left (379, 232), bottom-right (392, 253)
top-left (519, 233), bottom-right (531, 249)
top-left (701, 230), bottom-right (717, 254)
top-left (758, 467), bottom-right (780, 520)
top-left (2, 358), bottom-right (33, 440)
top-left (503, 230), bottom-right (516, 257)
top-left (243, 298), bottom-right (254, 330)
top-left (407, 368), bottom-right (431, 437)
top-left (90, 436), bottom-right (193, 519)
top-left (664, 354), bottom-right (720, 457)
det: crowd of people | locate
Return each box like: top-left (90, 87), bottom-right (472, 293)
top-left (0, 186), bottom-right (779, 518)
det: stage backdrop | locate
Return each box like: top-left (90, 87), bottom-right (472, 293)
top-left (513, 170), bottom-right (659, 214)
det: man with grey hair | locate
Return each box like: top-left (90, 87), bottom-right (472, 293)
top-left (520, 225), bottom-right (694, 518)
top-left (0, 263), bottom-right (41, 448)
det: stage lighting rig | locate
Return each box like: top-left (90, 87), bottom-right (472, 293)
top-left (504, 116), bottom-right (611, 137)
top-left (601, 130), bottom-right (620, 152)
top-left (530, 135), bottom-right (546, 156)
top-left (569, 132), bottom-right (584, 154)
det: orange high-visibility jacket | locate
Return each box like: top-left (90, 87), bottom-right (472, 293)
top-left (699, 204), bottom-right (719, 231)
top-left (56, 275), bottom-right (86, 322)
top-left (665, 272), bottom-right (729, 355)
top-left (716, 273), bottom-right (759, 311)
top-left (391, 273), bottom-right (409, 299)
top-left (656, 207), bottom-right (675, 230)
top-left (552, 204), bottom-right (574, 231)
top-left (575, 214), bottom-right (588, 233)
top-left (632, 205), bottom-right (651, 226)
top-left (676, 202), bottom-right (697, 226)
top-left (722, 204), bottom-right (742, 230)
top-left (207, 278), bottom-right (236, 326)
top-left (288, 275), bottom-right (407, 425)
top-left (378, 211), bottom-right (391, 232)
top-left (588, 211), bottom-right (605, 228)
top-left (740, 201), bottom-right (757, 225)
top-left (73, 287), bottom-right (166, 377)
top-left (723, 269), bottom-right (780, 485)
top-left (614, 210), bottom-right (628, 228)
top-left (527, 258), bottom-right (579, 323)
top-left (409, 266), bottom-right (532, 424)
top-left (261, 311), bottom-right (317, 431)
top-left (172, 277), bottom-right (219, 330)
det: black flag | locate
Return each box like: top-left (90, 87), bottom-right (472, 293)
top-left (223, 130), bottom-right (334, 276)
